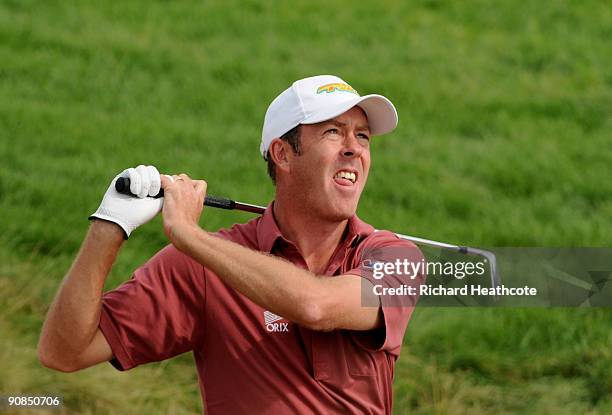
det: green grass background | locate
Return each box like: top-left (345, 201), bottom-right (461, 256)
top-left (1, 1), bottom-right (611, 413)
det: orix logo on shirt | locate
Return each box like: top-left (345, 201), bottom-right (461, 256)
top-left (263, 310), bottom-right (289, 333)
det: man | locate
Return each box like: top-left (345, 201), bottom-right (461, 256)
top-left (39, 75), bottom-right (423, 414)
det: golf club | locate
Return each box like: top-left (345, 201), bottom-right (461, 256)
top-left (115, 177), bottom-right (500, 290)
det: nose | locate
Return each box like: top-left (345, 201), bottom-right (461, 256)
top-left (341, 132), bottom-right (364, 158)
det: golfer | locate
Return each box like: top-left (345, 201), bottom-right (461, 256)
top-left (39, 75), bottom-right (423, 414)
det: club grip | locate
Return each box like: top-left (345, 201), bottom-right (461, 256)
top-left (114, 177), bottom-right (237, 209)
top-left (115, 177), bottom-right (164, 198)
top-left (203, 195), bottom-right (235, 210)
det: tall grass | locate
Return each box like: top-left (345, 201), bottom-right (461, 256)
top-left (1, 1), bottom-right (610, 413)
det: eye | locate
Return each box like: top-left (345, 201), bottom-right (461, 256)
top-left (325, 128), bottom-right (340, 135)
top-left (357, 133), bottom-right (370, 142)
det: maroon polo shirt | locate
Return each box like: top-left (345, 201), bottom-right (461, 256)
top-left (99, 203), bottom-right (423, 414)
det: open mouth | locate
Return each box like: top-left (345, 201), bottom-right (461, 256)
top-left (333, 169), bottom-right (358, 186)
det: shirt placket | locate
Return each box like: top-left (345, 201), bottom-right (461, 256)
top-left (311, 237), bottom-right (356, 381)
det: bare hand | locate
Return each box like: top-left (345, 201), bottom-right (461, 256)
top-left (160, 173), bottom-right (207, 247)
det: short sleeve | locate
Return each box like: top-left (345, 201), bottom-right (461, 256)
top-left (345, 231), bottom-right (425, 356)
top-left (99, 244), bottom-right (206, 371)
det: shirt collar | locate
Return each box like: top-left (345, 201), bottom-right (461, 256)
top-left (257, 201), bottom-right (375, 254)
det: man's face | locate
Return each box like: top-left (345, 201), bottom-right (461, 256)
top-left (285, 106), bottom-right (371, 221)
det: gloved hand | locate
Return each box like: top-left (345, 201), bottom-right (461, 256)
top-left (89, 165), bottom-right (164, 238)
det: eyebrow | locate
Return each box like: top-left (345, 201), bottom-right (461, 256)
top-left (324, 119), bottom-right (371, 132)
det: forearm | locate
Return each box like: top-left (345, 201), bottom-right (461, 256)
top-left (174, 224), bottom-right (325, 327)
top-left (39, 220), bottom-right (123, 365)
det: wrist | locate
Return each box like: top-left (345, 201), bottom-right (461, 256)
top-left (90, 219), bottom-right (126, 243)
top-left (169, 221), bottom-right (201, 252)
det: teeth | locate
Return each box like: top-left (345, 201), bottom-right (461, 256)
top-left (334, 171), bottom-right (356, 183)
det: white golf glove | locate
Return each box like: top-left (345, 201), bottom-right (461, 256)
top-left (89, 165), bottom-right (164, 238)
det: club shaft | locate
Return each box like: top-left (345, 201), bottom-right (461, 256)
top-left (224, 199), bottom-right (500, 291)
top-left (233, 202), bottom-right (266, 214)
top-left (224, 199), bottom-right (482, 257)
top-left (114, 176), bottom-right (499, 289)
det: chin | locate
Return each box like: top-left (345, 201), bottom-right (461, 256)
top-left (320, 200), bottom-right (358, 221)
top-left (305, 183), bottom-right (361, 220)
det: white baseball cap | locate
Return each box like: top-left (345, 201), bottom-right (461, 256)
top-left (260, 75), bottom-right (398, 158)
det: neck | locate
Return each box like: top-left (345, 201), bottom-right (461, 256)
top-left (273, 194), bottom-right (349, 274)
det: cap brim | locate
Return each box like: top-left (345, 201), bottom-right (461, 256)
top-left (301, 94), bottom-right (398, 136)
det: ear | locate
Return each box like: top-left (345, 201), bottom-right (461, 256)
top-left (268, 139), bottom-right (291, 174)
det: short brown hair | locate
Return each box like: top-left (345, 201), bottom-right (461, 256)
top-left (266, 125), bottom-right (302, 184)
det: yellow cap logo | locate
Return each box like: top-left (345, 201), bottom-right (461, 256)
top-left (316, 83), bottom-right (358, 95)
